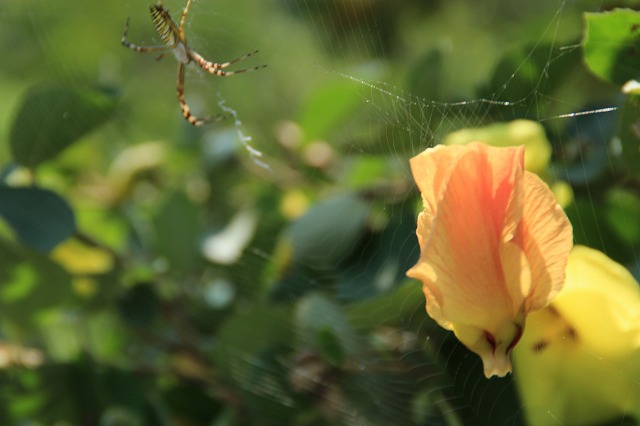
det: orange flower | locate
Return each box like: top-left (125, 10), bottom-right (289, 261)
top-left (406, 142), bottom-right (572, 378)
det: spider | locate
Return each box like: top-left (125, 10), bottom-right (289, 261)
top-left (121, 0), bottom-right (266, 126)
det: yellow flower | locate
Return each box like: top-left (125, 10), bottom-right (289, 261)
top-left (513, 246), bottom-right (640, 425)
top-left (407, 142), bottom-right (573, 378)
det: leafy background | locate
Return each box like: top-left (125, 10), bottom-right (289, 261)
top-left (1, 0), bottom-right (639, 425)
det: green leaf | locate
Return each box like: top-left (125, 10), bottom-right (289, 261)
top-left (0, 186), bottom-right (76, 252)
top-left (215, 305), bottom-right (292, 376)
top-left (163, 384), bottom-right (221, 425)
top-left (346, 280), bottom-right (426, 331)
top-left (605, 187), bottom-right (640, 245)
top-left (0, 241), bottom-right (72, 326)
top-left (553, 110), bottom-right (616, 185)
top-left (566, 198), bottom-right (633, 265)
top-left (342, 373), bottom-right (418, 425)
top-left (214, 306), bottom-right (295, 423)
top-left (295, 293), bottom-right (361, 360)
top-left (406, 49), bottom-right (444, 101)
top-left (268, 193), bottom-right (370, 301)
top-left (153, 191), bottom-right (201, 273)
top-left (299, 80), bottom-right (362, 140)
top-left (10, 84), bottom-right (117, 168)
top-left (337, 202), bottom-right (419, 302)
top-left (583, 9), bottom-right (640, 86)
top-left (285, 193), bottom-right (370, 269)
top-left (5, 360), bottom-right (151, 425)
top-left (480, 43), bottom-right (582, 115)
top-left (315, 327), bottom-right (345, 366)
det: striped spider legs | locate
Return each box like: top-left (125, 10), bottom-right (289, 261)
top-left (121, 0), bottom-right (266, 126)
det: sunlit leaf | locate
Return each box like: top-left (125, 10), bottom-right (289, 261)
top-left (584, 9), bottom-right (640, 86)
top-left (201, 209), bottom-right (258, 265)
top-left (51, 238), bottom-right (114, 275)
top-left (342, 156), bottom-right (393, 191)
top-left (299, 80), bottom-right (362, 140)
top-left (0, 241), bottom-right (72, 328)
top-left (0, 186), bottom-right (75, 252)
top-left (10, 84), bottom-right (117, 168)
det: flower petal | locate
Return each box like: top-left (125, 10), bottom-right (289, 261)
top-left (408, 143), bottom-right (524, 329)
top-left (520, 172), bottom-right (574, 311)
top-left (407, 141), bottom-right (573, 378)
top-left (409, 144), bottom-right (466, 231)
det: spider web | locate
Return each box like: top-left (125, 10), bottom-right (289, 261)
top-left (189, 0), bottom-right (639, 424)
top-left (1, 0), bottom-right (639, 425)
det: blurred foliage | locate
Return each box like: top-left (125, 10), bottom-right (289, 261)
top-left (0, 0), bottom-right (639, 425)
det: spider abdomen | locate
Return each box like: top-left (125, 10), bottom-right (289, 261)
top-left (150, 5), bottom-right (180, 47)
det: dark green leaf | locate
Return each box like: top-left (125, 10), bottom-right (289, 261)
top-left (407, 49), bottom-right (444, 101)
top-left (617, 96), bottom-right (640, 174)
top-left (286, 193), bottom-right (370, 269)
top-left (215, 305), bottom-right (292, 377)
top-left (553, 109), bottom-right (617, 185)
top-left (342, 373), bottom-right (418, 426)
top-left (2, 359), bottom-right (151, 425)
top-left (214, 306), bottom-right (295, 424)
top-left (268, 261), bottom-right (337, 302)
top-left (117, 283), bottom-right (160, 328)
top-left (0, 186), bottom-right (76, 252)
top-left (337, 202), bottom-right (419, 302)
top-left (480, 43), bottom-right (582, 116)
top-left (437, 333), bottom-right (525, 426)
top-left (163, 384), bottom-right (221, 425)
top-left (268, 194), bottom-right (370, 301)
top-left (583, 9), bottom-right (640, 86)
top-left (566, 198), bottom-right (633, 265)
top-left (295, 293), bottom-right (361, 358)
top-left (347, 280), bottom-right (426, 331)
top-left (10, 84), bottom-right (117, 168)
top-left (315, 327), bottom-right (345, 366)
